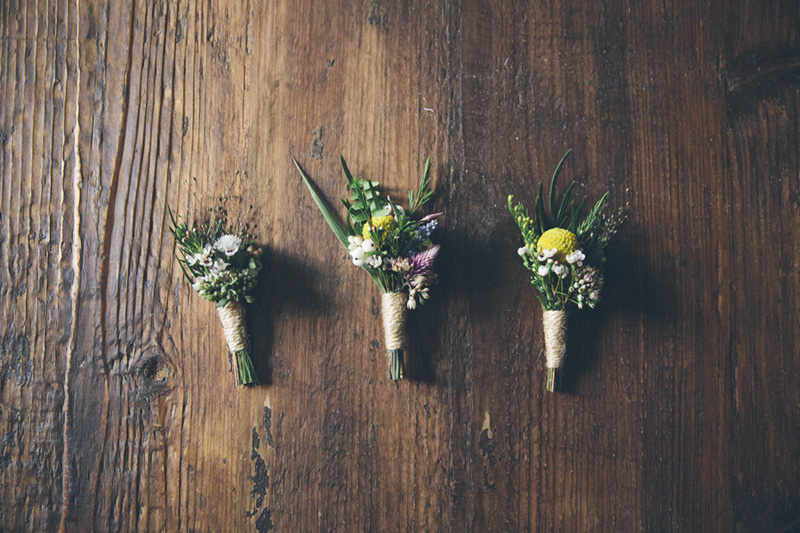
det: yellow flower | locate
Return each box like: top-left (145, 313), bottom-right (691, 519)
top-left (362, 215), bottom-right (398, 244)
top-left (536, 228), bottom-right (579, 262)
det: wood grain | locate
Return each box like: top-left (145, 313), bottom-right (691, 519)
top-left (1, 0), bottom-right (798, 531)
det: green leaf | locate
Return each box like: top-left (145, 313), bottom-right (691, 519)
top-left (548, 149), bottom-right (572, 222)
top-left (555, 181), bottom-right (575, 227)
top-left (294, 158), bottom-right (350, 248)
top-left (216, 298), bottom-right (229, 308)
top-left (409, 157), bottom-right (432, 215)
top-left (295, 157), bottom-right (384, 291)
top-left (572, 196), bottom-right (587, 228)
top-left (365, 179), bottom-right (383, 213)
top-left (340, 155), bottom-right (355, 184)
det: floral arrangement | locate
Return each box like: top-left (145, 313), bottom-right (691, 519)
top-left (295, 156), bottom-right (440, 381)
top-left (168, 205), bottom-right (263, 386)
top-left (508, 150), bottom-right (624, 391)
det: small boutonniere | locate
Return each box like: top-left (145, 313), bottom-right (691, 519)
top-left (169, 204), bottom-right (263, 386)
top-left (295, 156), bottom-right (440, 381)
top-left (509, 150), bottom-right (625, 391)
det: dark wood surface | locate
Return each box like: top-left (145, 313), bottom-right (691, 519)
top-left (1, 0), bottom-right (799, 531)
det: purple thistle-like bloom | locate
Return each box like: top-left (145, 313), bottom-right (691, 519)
top-left (405, 244), bottom-right (440, 280)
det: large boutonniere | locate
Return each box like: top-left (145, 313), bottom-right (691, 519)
top-left (169, 205), bottom-right (263, 386)
top-left (509, 150), bottom-right (624, 391)
top-left (295, 156), bottom-right (441, 381)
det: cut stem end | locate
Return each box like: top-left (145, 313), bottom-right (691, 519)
top-left (545, 367), bottom-right (561, 392)
top-left (389, 349), bottom-right (404, 381)
top-left (234, 349), bottom-right (259, 386)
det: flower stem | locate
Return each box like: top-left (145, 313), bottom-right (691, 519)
top-left (545, 367), bottom-right (561, 392)
top-left (389, 349), bottom-right (404, 381)
top-left (234, 349), bottom-right (259, 386)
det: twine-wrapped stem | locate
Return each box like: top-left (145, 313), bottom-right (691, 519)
top-left (217, 301), bottom-right (258, 386)
top-left (542, 308), bottom-right (568, 392)
top-left (381, 292), bottom-right (408, 381)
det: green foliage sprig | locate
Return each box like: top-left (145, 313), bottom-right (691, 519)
top-left (509, 150), bottom-right (625, 311)
top-left (295, 156), bottom-right (440, 305)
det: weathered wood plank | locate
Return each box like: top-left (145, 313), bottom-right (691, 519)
top-left (0, 0), bottom-right (798, 531)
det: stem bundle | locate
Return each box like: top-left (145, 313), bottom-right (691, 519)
top-left (217, 301), bottom-right (258, 386)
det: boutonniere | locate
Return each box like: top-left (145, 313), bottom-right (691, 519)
top-left (509, 150), bottom-right (624, 391)
top-left (169, 205), bottom-right (263, 386)
top-left (295, 156), bottom-right (440, 381)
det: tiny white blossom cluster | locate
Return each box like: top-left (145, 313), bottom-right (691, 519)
top-left (524, 247), bottom-right (585, 279)
top-left (515, 236), bottom-right (603, 310)
top-left (570, 265), bottom-right (603, 309)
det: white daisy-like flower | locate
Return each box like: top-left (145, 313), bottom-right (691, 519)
top-left (200, 254), bottom-right (214, 267)
top-left (214, 234), bottom-right (242, 256)
top-left (362, 239), bottom-right (377, 253)
top-left (212, 259), bottom-right (229, 274)
top-left (566, 250), bottom-right (585, 265)
top-left (366, 254), bottom-right (383, 268)
top-left (538, 265), bottom-right (550, 277)
top-left (187, 253), bottom-right (200, 266)
top-left (552, 263), bottom-right (568, 277)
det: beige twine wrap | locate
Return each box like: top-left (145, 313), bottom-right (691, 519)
top-left (381, 292), bottom-right (408, 351)
top-left (217, 301), bottom-right (249, 354)
top-left (542, 309), bottom-right (568, 369)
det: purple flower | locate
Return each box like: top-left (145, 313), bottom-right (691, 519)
top-left (405, 244), bottom-right (440, 279)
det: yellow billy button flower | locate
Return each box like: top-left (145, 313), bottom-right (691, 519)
top-left (362, 215), bottom-right (398, 245)
top-left (536, 227), bottom-right (579, 263)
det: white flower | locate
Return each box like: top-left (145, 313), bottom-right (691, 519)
top-left (187, 253), bottom-right (200, 266)
top-left (538, 248), bottom-right (557, 261)
top-left (517, 246), bottom-right (528, 257)
top-left (350, 247), bottom-right (365, 261)
top-left (192, 275), bottom-right (208, 292)
top-left (538, 265), bottom-right (550, 277)
top-left (407, 297), bottom-right (417, 310)
top-left (214, 234), bottom-right (242, 256)
top-left (362, 239), bottom-right (377, 253)
top-left (589, 291), bottom-right (598, 300)
top-left (212, 259), bottom-right (229, 274)
top-left (566, 250), bottom-right (585, 265)
top-left (352, 256), bottom-right (365, 267)
top-left (552, 263), bottom-right (568, 277)
top-left (366, 254), bottom-right (383, 268)
top-left (195, 244), bottom-right (214, 266)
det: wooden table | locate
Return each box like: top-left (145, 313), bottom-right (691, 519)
top-left (1, 1), bottom-right (798, 531)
